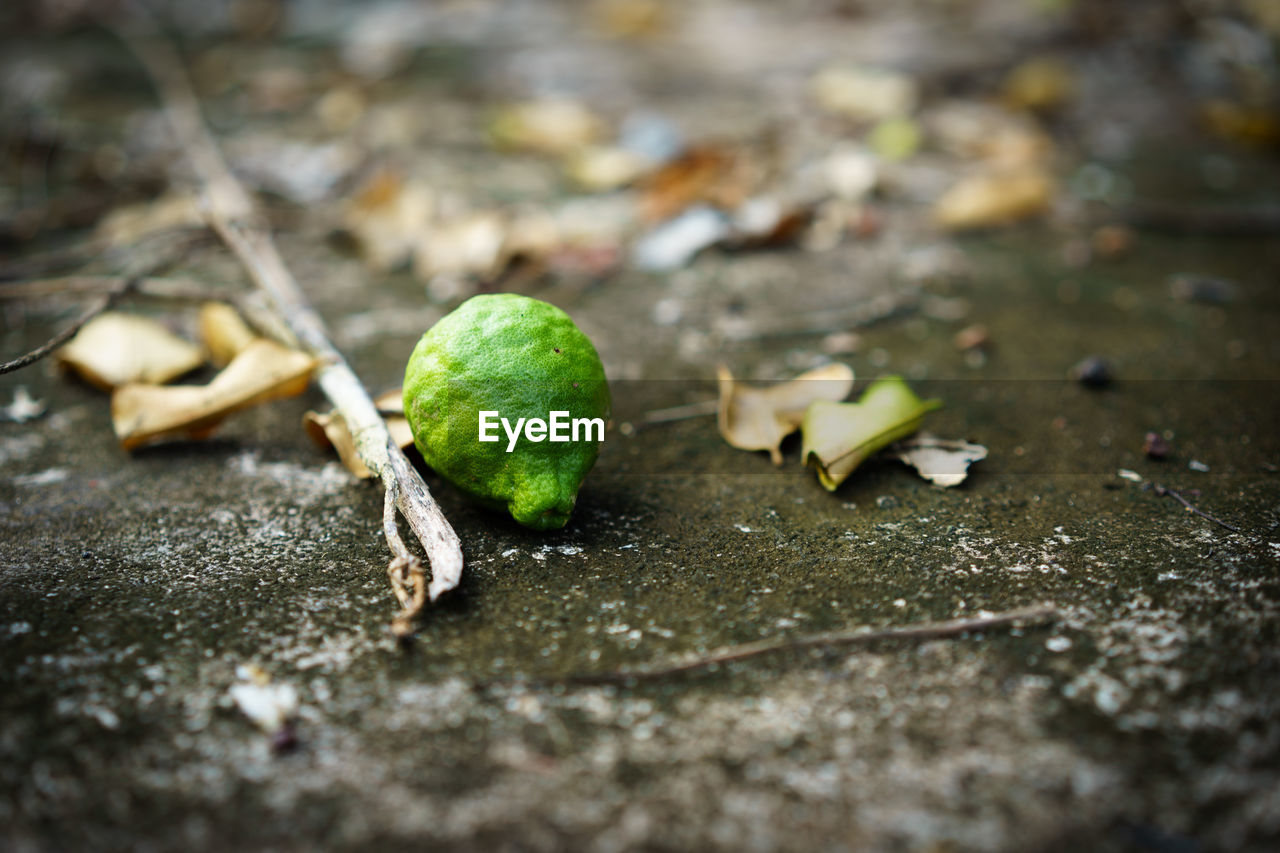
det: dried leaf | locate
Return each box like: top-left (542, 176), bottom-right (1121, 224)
top-left (342, 171), bottom-right (434, 271)
top-left (304, 405), bottom-right (413, 480)
top-left (112, 339), bottom-right (317, 451)
top-left (927, 102), bottom-right (1053, 168)
top-left (801, 376), bottom-right (941, 490)
top-left (304, 410), bottom-right (371, 478)
top-left (489, 100), bottom-right (603, 155)
top-left (565, 145), bottom-right (646, 191)
top-left (58, 312), bottom-right (205, 391)
top-left (812, 66), bottom-right (919, 121)
top-left (717, 363), bottom-right (855, 465)
top-left (1002, 57), bottom-right (1075, 112)
top-left (413, 211), bottom-right (507, 282)
top-left (639, 144), bottom-right (753, 223)
top-left (198, 302), bottom-right (257, 366)
top-left (933, 167), bottom-right (1054, 231)
top-left (894, 435), bottom-right (987, 487)
top-left (95, 193), bottom-right (203, 246)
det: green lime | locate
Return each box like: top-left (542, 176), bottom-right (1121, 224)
top-left (403, 294), bottom-right (610, 530)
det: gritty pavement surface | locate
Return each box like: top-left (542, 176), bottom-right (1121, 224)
top-left (3, 2), bottom-right (1280, 851)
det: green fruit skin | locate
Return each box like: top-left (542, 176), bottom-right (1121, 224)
top-left (403, 294), bottom-right (610, 530)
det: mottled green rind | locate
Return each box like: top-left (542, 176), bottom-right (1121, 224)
top-left (403, 294), bottom-right (610, 530)
top-left (802, 376), bottom-right (942, 491)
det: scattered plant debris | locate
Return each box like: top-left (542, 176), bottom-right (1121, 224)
top-left (716, 363), bottom-right (854, 465)
top-left (802, 376), bottom-right (941, 490)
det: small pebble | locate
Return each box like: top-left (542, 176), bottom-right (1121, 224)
top-left (1189, 460), bottom-right (1210, 473)
top-left (1071, 356), bottom-right (1113, 388)
top-left (875, 495), bottom-right (898, 509)
top-left (1142, 432), bottom-right (1170, 459)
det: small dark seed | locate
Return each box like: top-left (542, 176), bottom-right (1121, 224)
top-left (1071, 356), bottom-right (1113, 388)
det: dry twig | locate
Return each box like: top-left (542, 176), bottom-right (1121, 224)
top-left (1153, 484), bottom-right (1242, 533)
top-left (0, 293), bottom-right (116, 376)
top-left (116, 22), bottom-right (463, 626)
top-left (500, 603), bottom-right (1058, 687)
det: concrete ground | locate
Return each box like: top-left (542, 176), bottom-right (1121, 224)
top-left (2, 2), bottom-right (1279, 850)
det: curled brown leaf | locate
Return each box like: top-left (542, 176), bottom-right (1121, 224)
top-left (717, 363), bottom-right (854, 465)
top-left (112, 339), bottom-right (317, 450)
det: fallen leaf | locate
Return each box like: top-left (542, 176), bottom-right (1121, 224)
top-left (198, 301), bottom-right (257, 366)
top-left (95, 187), bottom-right (250, 246)
top-left (565, 145), bottom-right (646, 191)
top-left (1002, 57), bottom-right (1075, 112)
top-left (718, 363), bottom-right (855, 465)
top-left (933, 167), bottom-right (1054, 230)
top-left (489, 100), bottom-right (603, 155)
top-left (801, 376), bottom-right (941, 490)
top-left (341, 171), bottom-right (434, 271)
top-left (927, 102), bottom-right (1053, 168)
top-left (95, 193), bottom-right (203, 246)
top-left (0, 386), bottom-right (46, 423)
top-left (304, 410), bottom-right (370, 478)
top-left (812, 66), bottom-right (919, 121)
top-left (413, 211), bottom-right (507, 282)
top-left (1201, 99), bottom-right (1280, 148)
top-left (112, 339), bottom-right (317, 450)
top-left (894, 435), bottom-right (987, 487)
top-left (58, 312), bottom-right (205, 391)
top-left (305, 403), bottom-right (413, 480)
top-left (639, 144), bottom-right (754, 223)
top-left (590, 0), bottom-right (670, 39)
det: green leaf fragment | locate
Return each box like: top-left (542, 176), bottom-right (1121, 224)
top-left (801, 376), bottom-right (941, 490)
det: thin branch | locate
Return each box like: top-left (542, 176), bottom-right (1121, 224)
top-left (0, 275), bottom-right (237, 303)
top-left (496, 604), bottom-right (1059, 688)
top-left (0, 293), bottom-right (114, 376)
top-left (115, 21), bottom-right (464, 622)
top-left (639, 398), bottom-right (719, 425)
top-left (1153, 484), bottom-right (1242, 534)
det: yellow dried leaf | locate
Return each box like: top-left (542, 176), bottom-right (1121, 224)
top-left (812, 66), bottom-right (919, 121)
top-left (413, 212), bottom-right (507, 281)
top-left (304, 410), bottom-right (371, 478)
top-left (304, 405), bottom-right (413, 479)
top-left (95, 193), bottom-right (203, 247)
top-left (933, 167), bottom-right (1054, 231)
top-left (565, 145), bottom-right (646, 191)
top-left (112, 339), bottom-right (317, 451)
top-left (58, 312), bottom-right (205, 391)
top-left (1002, 57), bottom-right (1075, 112)
top-left (717, 363), bottom-right (854, 465)
top-left (198, 302), bottom-right (257, 366)
top-left (489, 100), bottom-right (602, 155)
top-left (342, 171), bottom-right (434, 271)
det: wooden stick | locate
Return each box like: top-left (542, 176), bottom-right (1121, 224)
top-left (494, 603), bottom-right (1059, 687)
top-left (117, 24), bottom-right (463, 614)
